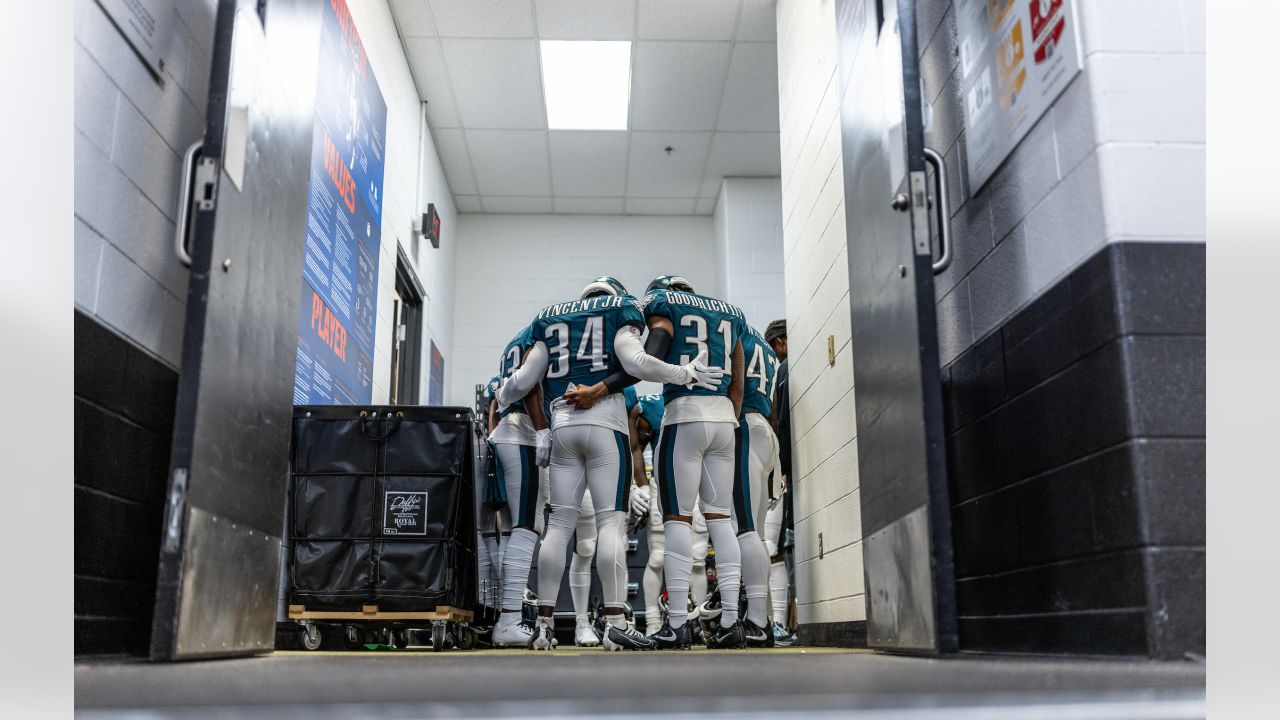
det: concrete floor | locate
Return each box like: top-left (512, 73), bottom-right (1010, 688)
top-left (75, 647), bottom-right (1205, 719)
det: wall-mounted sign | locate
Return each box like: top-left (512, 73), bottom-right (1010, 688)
top-left (94, 0), bottom-right (173, 80)
top-left (424, 203), bottom-right (441, 249)
top-left (293, 0), bottom-right (388, 405)
top-left (956, 0), bottom-right (1082, 193)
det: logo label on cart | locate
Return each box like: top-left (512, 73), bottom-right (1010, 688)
top-left (383, 491), bottom-right (427, 535)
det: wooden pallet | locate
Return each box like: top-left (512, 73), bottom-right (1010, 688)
top-left (287, 604), bottom-right (473, 622)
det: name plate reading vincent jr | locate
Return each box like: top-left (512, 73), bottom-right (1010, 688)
top-left (384, 491), bottom-right (427, 535)
top-left (956, 0), bottom-right (1083, 194)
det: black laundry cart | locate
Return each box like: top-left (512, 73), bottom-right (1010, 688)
top-left (283, 405), bottom-right (478, 651)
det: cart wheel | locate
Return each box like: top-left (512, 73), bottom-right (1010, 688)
top-left (342, 624), bottom-right (365, 650)
top-left (457, 625), bottom-right (477, 650)
top-left (300, 624), bottom-right (322, 651)
top-left (431, 623), bottom-right (445, 652)
top-left (392, 629), bottom-right (409, 650)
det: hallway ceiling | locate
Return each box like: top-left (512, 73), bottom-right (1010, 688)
top-left (390, 0), bottom-right (781, 215)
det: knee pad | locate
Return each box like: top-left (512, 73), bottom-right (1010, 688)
top-left (575, 535), bottom-right (597, 558)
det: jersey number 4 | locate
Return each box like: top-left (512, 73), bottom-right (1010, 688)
top-left (545, 317), bottom-right (607, 378)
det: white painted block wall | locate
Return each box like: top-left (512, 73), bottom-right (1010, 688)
top-left (73, 0), bottom-right (215, 368)
top-left (713, 178), bottom-right (787, 332)
top-left (353, 0), bottom-right (458, 405)
top-left (449, 214), bottom-right (718, 405)
top-left (775, 0), bottom-right (866, 626)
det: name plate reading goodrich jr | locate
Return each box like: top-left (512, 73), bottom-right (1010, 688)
top-left (384, 491), bottom-right (427, 535)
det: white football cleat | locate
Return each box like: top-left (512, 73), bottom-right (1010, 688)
top-left (574, 618), bottom-right (600, 647)
top-left (491, 617), bottom-right (536, 648)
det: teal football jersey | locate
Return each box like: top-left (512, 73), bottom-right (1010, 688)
top-left (624, 385), bottom-right (638, 413)
top-left (497, 326), bottom-right (534, 417)
top-left (641, 290), bottom-right (747, 403)
top-left (529, 294), bottom-right (646, 403)
top-left (741, 325), bottom-right (779, 417)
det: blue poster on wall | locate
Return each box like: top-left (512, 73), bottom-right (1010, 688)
top-left (293, 0), bottom-right (387, 406)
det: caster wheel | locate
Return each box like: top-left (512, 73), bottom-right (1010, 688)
top-left (300, 624), bottom-right (322, 651)
top-left (457, 626), bottom-right (477, 650)
top-left (392, 629), bottom-right (409, 650)
top-left (431, 623), bottom-right (445, 652)
top-left (342, 624), bottom-right (365, 650)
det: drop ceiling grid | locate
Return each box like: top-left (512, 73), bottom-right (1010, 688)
top-left (390, 0), bottom-right (781, 214)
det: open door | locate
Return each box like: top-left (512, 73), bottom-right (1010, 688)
top-left (151, 0), bottom-right (324, 660)
top-left (834, 0), bottom-right (958, 653)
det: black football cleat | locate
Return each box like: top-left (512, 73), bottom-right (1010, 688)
top-left (707, 620), bottom-right (747, 649)
top-left (649, 619), bottom-right (693, 650)
top-left (742, 618), bottom-right (773, 648)
top-left (602, 623), bottom-right (656, 651)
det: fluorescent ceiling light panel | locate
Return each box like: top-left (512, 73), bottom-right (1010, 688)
top-left (540, 41), bottom-right (631, 130)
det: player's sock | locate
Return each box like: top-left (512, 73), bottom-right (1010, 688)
top-left (706, 518), bottom-right (741, 625)
top-left (501, 527), bottom-right (538, 614)
top-left (569, 545), bottom-right (592, 623)
top-left (769, 560), bottom-right (788, 626)
top-left (738, 530), bottom-right (770, 628)
top-left (663, 521), bottom-right (694, 628)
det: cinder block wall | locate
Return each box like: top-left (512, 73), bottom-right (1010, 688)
top-left (774, 0), bottom-right (866, 638)
top-left (72, 0), bottom-right (216, 656)
top-left (918, 0), bottom-right (1205, 657)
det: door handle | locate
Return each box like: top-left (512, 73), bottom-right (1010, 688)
top-left (922, 147), bottom-right (952, 274)
top-left (174, 139), bottom-right (203, 268)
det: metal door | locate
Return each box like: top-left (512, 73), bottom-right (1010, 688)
top-left (833, 0), bottom-right (957, 653)
top-left (151, 0), bottom-right (323, 660)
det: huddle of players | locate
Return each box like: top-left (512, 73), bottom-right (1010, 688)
top-left (486, 273), bottom-right (787, 650)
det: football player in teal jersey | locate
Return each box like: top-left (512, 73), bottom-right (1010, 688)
top-left (496, 276), bottom-right (723, 651)
top-left (734, 324), bottom-right (782, 647)
top-left (488, 327), bottom-right (551, 648)
top-left (565, 275), bottom-right (750, 649)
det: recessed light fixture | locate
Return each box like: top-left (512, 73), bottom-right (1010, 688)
top-left (540, 40), bottom-right (631, 130)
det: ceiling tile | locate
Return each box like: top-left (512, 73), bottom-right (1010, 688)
top-left (428, 0), bottom-right (535, 37)
top-left (483, 196), bottom-right (554, 213)
top-left (534, 0), bottom-right (634, 40)
top-left (466, 129), bottom-right (551, 196)
top-left (390, 0), bottom-right (435, 37)
top-left (431, 129), bottom-right (477, 194)
top-left (626, 197), bottom-right (696, 214)
top-left (454, 195), bottom-right (483, 213)
top-left (631, 42), bottom-right (732, 131)
top-left (549, 131), bottom-right (628, 197)
top-left (699, 131), bottom-right (781, 196)
top-left (555, 197), bottom-right (625, 214)
top-left (442, 39), bottom-right (546, 129)
top-left (638, 0), bottom-right (739, 41)
top-left (717, 42), bottom-right (780, 131)
top-left (736, 0), bottom-right (777, 42)
top-left (695, 197), bottom-right (718, 214)
top-left (626, 131), bottom-right (712, 197)
top-left (403, 38), bottom-right (460, 127)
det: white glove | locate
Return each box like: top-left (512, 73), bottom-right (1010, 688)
top-left (494, 376), bottom-right (512, 412)
top-left (534, 428), bottom-right (552, 467)
top-left (682, 349), bottom-right (725, 391)
top-left (630, 483), bottom-right (651, 520)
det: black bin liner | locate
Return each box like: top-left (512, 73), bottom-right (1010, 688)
top-left (288, 406), bottom-right (477, 612)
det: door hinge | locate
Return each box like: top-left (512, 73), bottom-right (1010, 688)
top-left (194, 157), bottom-right (220, 211)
